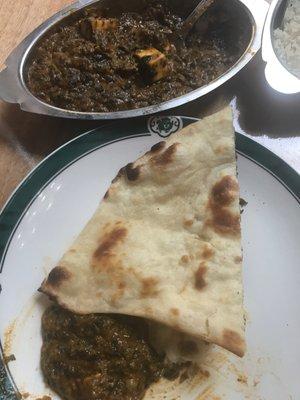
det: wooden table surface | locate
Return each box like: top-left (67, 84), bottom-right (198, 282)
top-left (0, 0), bottom-right (299, 209)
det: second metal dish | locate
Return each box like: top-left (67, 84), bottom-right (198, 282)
top-left (262, 0), bottom-right (300, 95)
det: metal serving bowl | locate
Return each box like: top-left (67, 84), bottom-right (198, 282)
top-left (0, 0), bottom-right (268, 120)
top-left (262, 0), bottom-right (300, 94)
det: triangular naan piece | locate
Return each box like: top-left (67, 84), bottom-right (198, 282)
top-left (40, 107), bottom-right (245, 357)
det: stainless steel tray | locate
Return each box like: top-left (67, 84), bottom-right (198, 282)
top-left (0, 0), bottom-right (269, 120)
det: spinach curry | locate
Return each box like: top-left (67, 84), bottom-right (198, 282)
top-left (26, 0), bottom-right (250, 112)
top-left (41, 306), bottom-right (182, 400)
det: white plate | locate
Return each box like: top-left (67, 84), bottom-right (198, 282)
top-left (0, 116), bottom-right (299, 400)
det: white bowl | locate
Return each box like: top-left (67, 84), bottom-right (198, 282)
top-left (262, 0), bottom-right (300, 94)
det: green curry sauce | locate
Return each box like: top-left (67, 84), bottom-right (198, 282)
top-left (41, 306), bottom-right (181, 400)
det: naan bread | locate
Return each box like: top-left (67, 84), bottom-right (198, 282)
top-left (148, 321), bottom-right (212, 364)
top-left (40, 107), bottom-right (246, 357)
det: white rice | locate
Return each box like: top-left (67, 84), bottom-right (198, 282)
top-left (274, 0), bottom-right (300, 78)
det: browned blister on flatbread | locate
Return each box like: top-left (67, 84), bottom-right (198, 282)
top-left (40, 107), bottom-right (245, 357)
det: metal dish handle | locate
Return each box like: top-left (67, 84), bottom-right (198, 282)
top-left (0, 36), bottom-right (33, 104)
top-left (0, 67), bottom-right (20, 104)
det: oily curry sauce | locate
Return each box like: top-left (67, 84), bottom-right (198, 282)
top-left (41, 306), bottom-right (182, 400)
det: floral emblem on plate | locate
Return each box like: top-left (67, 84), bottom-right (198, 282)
top-left (147, 116), bottom-right (183, 137)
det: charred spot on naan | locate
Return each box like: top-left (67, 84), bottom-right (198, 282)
top-left (183, 219), bottom-right (193, 228)
top-left (180, 255), bottom-right (190, 264)
top-left (150, 143), bottom-right (179, 167)
top-left (44, 266), bottom-right (71, 289)
top-left (170, 308), bottom-right (180, 316)
top-left (222, 329), bottom-right (245, 357)
top-left (140, 277), bottom-right (159, 298)
top-left (149, 141), bottom-right (166, 153)
top-left (214, 145), bottom-right (228, 155)
top-left (98, 268), bottom-right (129, 306)
top-left (201, 244), bottom-right (214, 259)
top-left (212, 175), bottom-right (238, 207)
top-left (234, 256), bottom-right (243, 264)
top-left (118, 281), bottom-right (126, 289)
top-left (111, 163), bottom-right (141, 183)
top-left (207, 175), bottom-right (241, 236)
top-left (194, 263), bottom-right (207, 290)
top-left (103, 189), bottom-right (110, 199)
top-left (112, 166), bottom-right (125, 183)
top-left (92, 225), bottom-right (127, 268)
top-left (125, 163), bottom-right (141, 181)
top-left (210, 208), bottom-right (240, 236)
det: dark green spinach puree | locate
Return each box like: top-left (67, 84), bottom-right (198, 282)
top-left (41, 306), bottom-right (182, 400)
top-left (27, 0), bottom-right (249, 112)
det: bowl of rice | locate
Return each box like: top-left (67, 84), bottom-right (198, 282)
top-left (262, 0), bottom-right (300, 94)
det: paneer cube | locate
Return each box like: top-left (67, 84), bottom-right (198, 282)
top-left (135, 48), bottom-right (172, 83)
top-left (81, 17), bottom-right (118, 39)
top-left (91, 18), bottom-right (118, 32)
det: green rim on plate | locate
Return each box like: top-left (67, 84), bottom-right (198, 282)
top-left (0, 116), bottom-right (299, 399)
